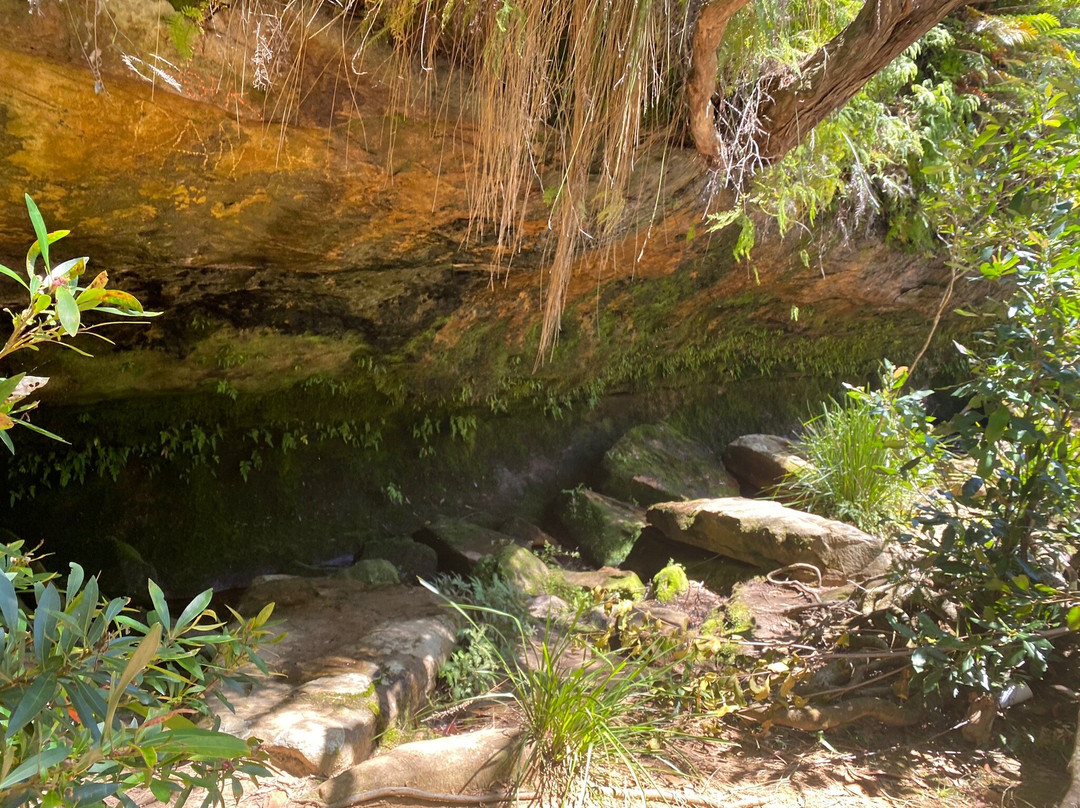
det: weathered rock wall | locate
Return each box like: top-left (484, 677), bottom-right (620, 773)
top-left (0, 5), bottom-right (964, 594)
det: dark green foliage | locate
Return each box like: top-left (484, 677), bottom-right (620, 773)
top-left (891, 93), bottom-right (1080, 696)
top-left (0, 542), bottom-right (275, 808)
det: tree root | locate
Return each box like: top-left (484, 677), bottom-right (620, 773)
top-left (308, 786), bottom-right (768, 808)
top-left (744, 696), bottom-right (922, 731)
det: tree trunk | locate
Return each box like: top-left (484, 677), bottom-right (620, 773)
top-left (686, 0), bottom-right (753, 164)
top-left (689, 0), bottom-right (971, 171)
top-left (1062, 706), bottom-right (1080, 808)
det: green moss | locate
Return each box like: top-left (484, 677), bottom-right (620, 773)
top-left (651, 562), bottom-right (689, 603)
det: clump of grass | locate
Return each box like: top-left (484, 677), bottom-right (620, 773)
top-left (778, 396), bottom-right (916, 533)
top-left (777, 367), bottom-right (934, 533)
top-left (422, 579), bottom-right (684, 801)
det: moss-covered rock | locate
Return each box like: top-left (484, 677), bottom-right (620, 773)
top-left (601, 423), bottom-right (739, 506)
top-left (555, 488), bottom-right (646, 567)
top-left (412, 519), bottom-right (517, 575)
top-left (651, 562), bottom-right (690, 603)
top-left (335, 559), bottom-right (401, 587)
top-left (493, 544), bottom-right (557, 597)
top-left (562, 567), bottom-right (647, 601)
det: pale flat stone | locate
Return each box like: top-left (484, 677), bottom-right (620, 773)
top-left (214, 580), bottom-right (457, 777)
top-left (648, 497), bottom-right (890, 581)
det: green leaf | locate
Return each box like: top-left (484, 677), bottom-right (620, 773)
top-left (148, 579), bottom-right (171, 633)
top-left (0, 261), bottom-right (28, 290)
top-left (55, 285), bottom-right (81, 336)
top-left (984, 406), bottom-right (1010, 443)
top-left (105, 621), bottom-right (162, 737)
top-left (15, 419), bottom-right (69, 444)
top-left (0, 429), bottom-right (13, 454)
top-left (69, 782), bottom-right (122, 807)
top-left (0, 743), bottom-right (71, 789)
top-left (75, 287), bottom-right (106, 311)
top-left (66, 676), bottom-right (108, 743)
top-left (33, 583), bottom-right (61, 662)
top-left (25, 230), bottom-right (71, 279)
top-left (143, 727), bottom-right (251, 760)
top-left (5, 673), bottom-right (57, 740)
top-left (67, 562), bottom-right (85, 605)
top-left (24, 195), bottom-right (51, 271)
top-left (149, 780), bottom-right (175, 803)
top-left (1068, 605), bottom-right (1080, 632)
top-left (174, 589), bottom-right (213, 634)
top-left (96, 290), bottom-right (144, 314)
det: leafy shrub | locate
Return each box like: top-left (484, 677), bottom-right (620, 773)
top-left (777, 363), bottom-right (936, 533)
top-left (434, 573), bottom-right (531, 700)
top-left (1, 195), bottom-right (154, 453)
top-left (0, 541), bottom-right (275, 808)
top-left (894, 241), bottom-right (1080, 697)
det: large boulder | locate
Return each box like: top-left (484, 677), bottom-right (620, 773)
top-left (216, 579), bottom-right (457, 777)
top-left (722, 434), bottom-right (811, 495)
top-left (647, 497), bottom-right (890, 581)
top-left (601, 423), bottom-right (739, 506)
top-left (555, 488), bottom-right (646, 567)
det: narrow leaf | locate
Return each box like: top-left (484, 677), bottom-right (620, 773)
top-left (0, 262), bottom-right (28, 290)
top-left (32, 583), bottom-right (61, 662)
top-left (143, 727), bottom-right (251, 760)
top-left (105, 622), bottom-right (162, 736)
top-left (5, 673), bottom-right (58, 740)
top-left (0, 744), bottom-right (71, 789)
top-left (67, 563), bottom-right (85, 605)
top-left (147, 579), bottom-right (171, 633)
top-left (174, 589), bottom-right (213, 634)
top-left (24, 195), bottom-right (51, 271)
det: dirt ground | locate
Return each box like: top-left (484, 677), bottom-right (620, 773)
top-left (189, 705), bottom-right (1072, 808)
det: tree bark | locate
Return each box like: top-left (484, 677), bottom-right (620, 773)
top-left (1062, 706), bottom-right (1080, 808)
top-left (689, 0), bottom-right (971, 169)
top-left (686, 0), bottom-right (753, 164)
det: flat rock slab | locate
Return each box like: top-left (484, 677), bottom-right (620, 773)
top-left (602, 423), bottom-right (739, 506)
top-left (647, 497), bottom-right (889, 581)
top-left (216, 579), bottom-right (457, 778)
top-left (313, 728), bottom-right (522, 805)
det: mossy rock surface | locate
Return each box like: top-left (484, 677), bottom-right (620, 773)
top-left (651, 563), bottom-right (690, 603)
top-left (493, 544), bottom-right (555, 597)
top-left (413, 519), bottom-right (518, 575)
top-left (334, 558), bottom-right (401, 587)
top-left (562, 567), bottom-right (647, 601)
top-left (555, 488), bottom-right (646, 567)
top-left (601, 423), bottom-right (739, 507)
